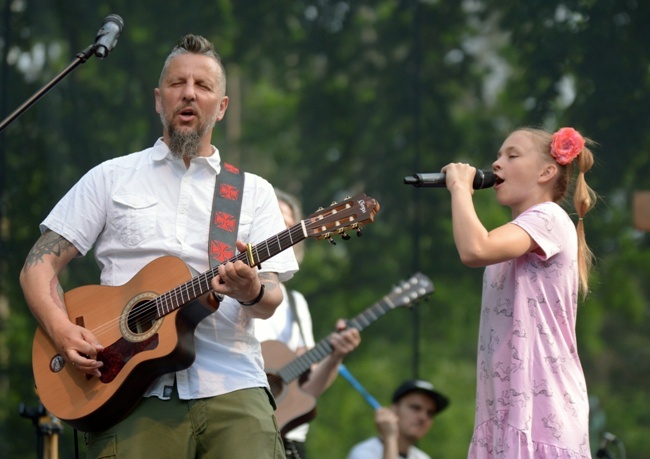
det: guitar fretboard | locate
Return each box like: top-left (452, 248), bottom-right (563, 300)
top-left (277, 295), bottom-right (398, 383)
top-left (134, 224), bottom-right (307, 324)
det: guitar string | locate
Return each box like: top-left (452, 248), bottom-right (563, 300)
top-left (71, 200), bottom-right (369, 348)
top-left (85, 230), bottom-right (300, 341)
top-left (278, 279), bottom-right (430, 381)
top-left (86, 209), bottom-right (362, 339)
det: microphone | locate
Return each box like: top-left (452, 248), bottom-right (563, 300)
top-left (403, 169), bottom-right (496, 189)
top-left (93, 14), bottom-right (124, 59)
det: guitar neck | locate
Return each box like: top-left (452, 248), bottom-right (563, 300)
top-left (154, 224), bottom-right (307, 319)
top-left (277, 295), bottom-right (397, 384)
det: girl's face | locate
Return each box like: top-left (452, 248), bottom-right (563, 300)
top-left (492, 130), bottom-right (555, 217)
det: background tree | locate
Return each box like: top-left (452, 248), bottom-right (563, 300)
top-left (1, 0), bottom-right (649, 457)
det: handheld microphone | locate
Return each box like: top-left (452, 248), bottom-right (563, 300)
top-left (93, 14), bottom-right (124, 59)
top-left (403, 169), bottom-right (496, 189)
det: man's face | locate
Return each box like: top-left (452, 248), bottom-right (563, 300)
top-left (393, 392), bottom-right (437, 443)
top-left (154, 53), bottom-right (228, 158)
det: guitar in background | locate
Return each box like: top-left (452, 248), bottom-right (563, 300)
top-left (262, 272), bottom-right (434, 435)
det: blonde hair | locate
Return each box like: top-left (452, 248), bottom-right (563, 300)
top-left (520, 127), bottom-right (597, 298)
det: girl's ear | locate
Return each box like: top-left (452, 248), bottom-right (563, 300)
top-left (539, 163), bottom-right (558, 184)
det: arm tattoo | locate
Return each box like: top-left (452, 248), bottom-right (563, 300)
top-left (24, 231), bottom-right (74, 269)
top-left (50, 276), bottom-right (67, 313)
top-left (259, 272), bottom-right (279, 293)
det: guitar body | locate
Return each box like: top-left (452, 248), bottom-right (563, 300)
top-left (32, 256), bottom-right (218, 432)
top-left (262, 340), bottom-right (317, 435)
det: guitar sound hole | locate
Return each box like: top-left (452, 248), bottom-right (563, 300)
top-left (127, 301), bottom-right (157, 334)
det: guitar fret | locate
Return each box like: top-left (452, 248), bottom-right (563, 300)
top-left (200, 273), bottom-right (211, 295)
top-left (178, 285), bottom-right (187, 304)
top-left (155, 297), bottom-right (163, 318)
top-left (253, 245), bottom-right (260, 266)
top-left (275, 232), bottom-right (283, 253)
top-left (159, 293), bottom-right (168, 315)
top-left (273, 279), bottom-right (433, 387)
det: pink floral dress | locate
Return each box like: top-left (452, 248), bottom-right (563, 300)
top-left (468, 202), bottom-right (591, 458)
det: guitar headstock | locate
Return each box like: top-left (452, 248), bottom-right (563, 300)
top-left (303, 193), bottom-right (380, 242)
top-left (385, 273), bottom-right (434, 309)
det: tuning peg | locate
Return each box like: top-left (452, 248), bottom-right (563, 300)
top-left (341, 232), bottom-right (351, 240)
top-left (331, 201), bottom-right (337, 206)
top-left (356, 228), bottom-right (363, 237)
top-left (327, 236), bottom-right (336, 245)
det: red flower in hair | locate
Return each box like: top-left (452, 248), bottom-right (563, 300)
top-left (550, 127), bottom-right (585, 165)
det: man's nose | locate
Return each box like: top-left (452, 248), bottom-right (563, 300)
top-left (181, 83), bottom-right (196, 101)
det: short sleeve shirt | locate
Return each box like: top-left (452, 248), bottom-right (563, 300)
top-left (41, 139), bottom-right (299, 400)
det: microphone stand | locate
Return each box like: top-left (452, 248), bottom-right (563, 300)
top-left (0, 43), bottom-right (99, 133)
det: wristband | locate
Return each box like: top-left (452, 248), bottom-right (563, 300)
top-left (238, 283), bottom-right (265, 306)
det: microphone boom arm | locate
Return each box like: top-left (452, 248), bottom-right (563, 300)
top-left (0, 45), bottom-right (96, 133)
top-left (0, 14), bottom-right (123, 133)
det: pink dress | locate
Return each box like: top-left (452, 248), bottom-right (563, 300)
top-left (468, 202), bottom-right (591, 458)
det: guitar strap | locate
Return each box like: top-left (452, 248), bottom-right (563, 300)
top-left (208, 162), bottom-right (245, 268)
top-left (287, 289), bottom-right (308, 347)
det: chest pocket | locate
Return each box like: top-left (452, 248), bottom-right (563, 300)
top-left (111, 194), bottom-right (159, 247)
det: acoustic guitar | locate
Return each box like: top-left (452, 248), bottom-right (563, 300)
top-left (262, 272), bottom-right (434, 435)
top-left (32, 193), bottom-right (379, 433)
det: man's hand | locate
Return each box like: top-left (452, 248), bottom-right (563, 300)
top-left (328, 319), bottom-right (361, 358)
top-left (52, 321), bottom-right (104, 377)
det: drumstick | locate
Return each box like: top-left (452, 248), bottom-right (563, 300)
top-left (338, 364), bottom-right (381, 410)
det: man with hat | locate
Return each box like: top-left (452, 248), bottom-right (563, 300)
top-left (347, 380), bottom-right (449, 459)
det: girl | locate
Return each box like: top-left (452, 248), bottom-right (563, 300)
top-left (442, 127), bottom-right (596, 458)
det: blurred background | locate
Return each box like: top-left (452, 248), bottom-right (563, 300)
top-left (1, 0), bottom-right (649, 457)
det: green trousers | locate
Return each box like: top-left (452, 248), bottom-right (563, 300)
top-left (85, 387), bottom-right (286, 459)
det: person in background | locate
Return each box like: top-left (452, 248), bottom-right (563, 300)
top-left (19, 34), bottom-right (297, 458)
top-left (255, 189), bottom-right (361, 459)
top-left (442, 127), bottom-right (596, 457)
top-left (347, 379), bottom-right (449, 459)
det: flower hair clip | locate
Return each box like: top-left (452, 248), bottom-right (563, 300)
top-left (550, 127), bottom-right (585, 165)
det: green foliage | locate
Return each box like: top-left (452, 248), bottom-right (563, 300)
top-left (2, 0), bottom-right (650, 457)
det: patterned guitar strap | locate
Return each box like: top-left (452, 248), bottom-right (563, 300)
top-left (209, 162), bottom-right (245, 269)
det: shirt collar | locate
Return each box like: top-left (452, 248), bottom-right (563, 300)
top-left (152, 137), bottom-right (222, 174)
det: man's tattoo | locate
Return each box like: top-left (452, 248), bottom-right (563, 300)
top-left (24, 231), bottom-right (74, 268)
top-left (50, 276), bottom-right (67, 313)
top-left (259, 272), bottom-right (279, 292)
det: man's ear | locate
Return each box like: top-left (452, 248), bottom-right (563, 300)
top-left (539, 163), bottom-right (558, 184)
top-left (154, 88), bottom-right (162, 114)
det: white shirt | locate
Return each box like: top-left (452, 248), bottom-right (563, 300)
top-left (255, 284), bottom-right (315, 349)
top-left (41, 138), bottom-right (298, 400)
top-left (254, 284), bottom-right (315, 441)
top-left (347, 437), bottom-right (430, 459)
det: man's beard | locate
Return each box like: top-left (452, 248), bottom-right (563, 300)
top-left (167, 126), bottom-right (202, 160)
top-left (161, 108), bottom-right (217, 160)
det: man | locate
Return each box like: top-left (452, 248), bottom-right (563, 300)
top-left (347, 380), bottom-right (450, 459)
top-left (19, 34), bottom-right (297, 458)
top-left (255, 189), bottom-right (361, 458)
